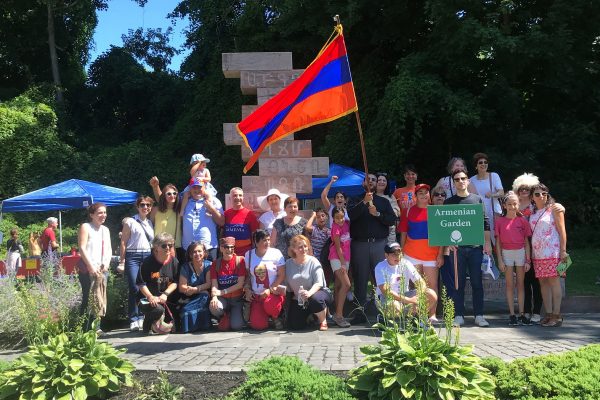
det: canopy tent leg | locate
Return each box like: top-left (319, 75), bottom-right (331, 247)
top-left (59, 210), bottom-right (63, 254)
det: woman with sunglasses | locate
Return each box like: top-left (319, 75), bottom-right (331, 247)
top-left (137, 233), bottom-right (180, 334)
top-left (529, 184), bottom-right (567, 327)
top-left (119, 196), bottom-right (155, 332)
top-left (469, 153), bottom-right (504, 243)
top-left (149, 177), bottom-right (184, 263)
top-left (435, 157), bottom-right (477, 198)
top-left (178, 242), bottom-right (212, 332)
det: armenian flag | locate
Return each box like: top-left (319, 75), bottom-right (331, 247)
top-left (237, 26), bottom-right (358, 173)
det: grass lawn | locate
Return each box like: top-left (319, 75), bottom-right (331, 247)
top-left (566, 248), bottom-right (600, 296)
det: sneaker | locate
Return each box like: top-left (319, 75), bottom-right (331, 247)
top-left (519, 314), bottom-right (532, 326)
top-left (474, 315), bottom-right (490, 327)
top-left (333, 315), bottom-right (351, 328)
top-left (137, 318), bottom-right (144, 330)
top-left (530, 314), bottom-right (541, 324)
top-left (508, 315), bottom-right (518, 326)
top-left (130, 321), bottom-right (140, 332)
top-left (272, 317), bottom-right (284, 330)
top-left (453, 316), bottom-right (465, 326)
top-left (350, 313), bottom-right (367, 325)
top-left (96, 328), bottom-right (106, 337)
top-left (428, 316), bottom-right (440, 325)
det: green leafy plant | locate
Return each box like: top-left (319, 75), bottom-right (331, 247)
top-left (226, 356), bottom-right (354, 400)
top-left (135, 369), bottom-right (184, 400)
top-left (348, 285), bottom-right (495, 399)
top-left (482, 344), bottom-right (600, 399)
top-left (0, 322), bottom-right (134, 400)
top-left (104, 270), bottom-right (129, 324)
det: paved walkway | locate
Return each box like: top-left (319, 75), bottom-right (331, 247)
top-left (2, 313), bottom-right (599, 372)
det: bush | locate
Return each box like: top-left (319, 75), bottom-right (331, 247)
top-left (0, 261), bottom-right (82, 348)
top-left (226, 356), bottom-right (354, 400)
top-left (482, 344), bottom-right (600, 400)
top-left (0, 322), bottom-right (134, 400)
top-left (104, 271), bottom-right (128, 324)
top-left (347, 286), bottom-right (495, 399)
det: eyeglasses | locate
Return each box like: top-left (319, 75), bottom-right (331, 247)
top-left (477, 160), bottom-right (488, 165)
top-left (369, 177), bottom-right (377, 182)
top-left (223, 245), bottom-right (235, 250)
top-left (533, 192), bottom-right (548, 197)
top-left (139, 203), bottom-right (152, 208)
top-left (160, 243), bottom-right (174, 249)
top-left (165, 192), bottom-right (177, 196)
top-left (433, 193), bottom-right (446, 197)
top-left (453, 177), bottom-right (468, 182)
top-left (518, 188), bottom-right (530, 192)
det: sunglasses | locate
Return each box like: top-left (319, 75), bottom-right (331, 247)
top-left (222, 245), bottom-right (235, 250)
top-left (518, 188), bottom-right (530, 192)
top-left (433, 193), bottom-right (446, 197)
top-left (533, 192), bottom-right (548, 197)
top-left (368, 177), bottom-right (377, 181)
top-left (453, 177), bottom-right (468, 182)
top-left (160, 243), bottom-right (174, 249)
top-left (165, 192), bottom-right (178, 196)
top-left (139, 203), bottom-right (152, 208)
top-left (477, 160), bottom-right (488, 165)
top-left (376, 172), bottom-right (388, 177)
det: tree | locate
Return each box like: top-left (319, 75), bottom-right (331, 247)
top-left (122, 27), bottom-right (181, 73)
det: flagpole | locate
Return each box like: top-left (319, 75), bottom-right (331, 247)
top-left (333, 15), bottom-right (370, 186)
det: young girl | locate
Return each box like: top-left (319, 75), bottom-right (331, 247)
top-left (495, 191), bottom-right (533, 326)
top-left (305, 208), bottom-right (330, 260)
top-left (328, 208), bottom-right (351, 327)
top-left (6, 228), bottom-right (24, 276)
top-left (180, 153), bottom-right (217, 215)
top-left (320, 176), bottom-right (349, 228)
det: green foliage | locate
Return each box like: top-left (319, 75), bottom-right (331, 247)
top-left (0, 322), bottom-right (134, 400)
top-left (0, 261), bottom-right (82, 348)
top-left (481, 344), bottom-right (600, 400)
top-left (105, 271), bottom-right (129, 324)
top-left (0, 361), bottom-right (11, 373)
top-left (226, 356), bottom-right (354, 400)
top-left (135, 369), bottom-right (184, 400)
top-left (347, 326), bottom-right (495, 400)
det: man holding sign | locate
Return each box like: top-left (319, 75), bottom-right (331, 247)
top-left (442, 168), bottom-right (492, 327)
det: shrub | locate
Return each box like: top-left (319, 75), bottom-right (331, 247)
top-left (0, 361), bottom-right (11, 372)
top-left (226, 356), bottom-right (354, 400)
top-left (347, 286), bottom-right (495, 399)
top-left (0, 322), bottom-right (134, 400)
top-left (104, 271), bottom-right (128, 324)
top-left (0, 261), bottom-right (82, 348)
top-left (482, 344), bottom-right (600, 400)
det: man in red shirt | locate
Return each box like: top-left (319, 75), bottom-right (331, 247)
top-left (223, 187), bottom-right (259, 255)
top-left (41, 217), bottom-right (59, 255)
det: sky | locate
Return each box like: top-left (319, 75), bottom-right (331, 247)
top-left (90, 0), bottom-right (190, 71)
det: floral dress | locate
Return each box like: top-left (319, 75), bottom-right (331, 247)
top-left (529, 208), bottom-right (560, 278)
top-left (273, 217), bottom-right (307, 258)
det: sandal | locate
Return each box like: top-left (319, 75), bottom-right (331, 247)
top-left (319, 321), bottom-right (328, 331)
top-left (540, 314), bottom-right (553, 326)
top-left (547, 314), bottom-right (563, 327)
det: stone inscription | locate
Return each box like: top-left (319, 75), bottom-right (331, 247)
top-left (242, 175), bottom-right (312, 194)
top-left (241, 140), bottom-right (312, 161)
top-left (240, 70), bottom-right (304, 95)
top-left (258, 157), bottom-right (329, 177)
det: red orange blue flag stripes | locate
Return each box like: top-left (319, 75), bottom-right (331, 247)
top-left (237, 27), bottom-right (358, 173)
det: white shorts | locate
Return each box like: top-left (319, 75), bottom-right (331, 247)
top-left (501, 248), bottom-right (526, 267)
top-left (330, 259), bottom-right (349, 273)
top-left (403, 254), bottom-right (436, 268)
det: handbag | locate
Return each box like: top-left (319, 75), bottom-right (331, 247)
top-left (481, 253), bottom-right (500, 280)
top-left (152, 303), bottom-right (174, 334)
top-left (556, 254), bottom-right (573, 275)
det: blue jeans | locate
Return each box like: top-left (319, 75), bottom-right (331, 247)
top-left (125, 250), bottom-right (151, 323)
top-left (445, 247), bottom-right (484, 317)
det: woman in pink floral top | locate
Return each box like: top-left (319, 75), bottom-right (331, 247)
top-left (529, 183), bottom-right (567, 327)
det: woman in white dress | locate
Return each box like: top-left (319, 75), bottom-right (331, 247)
top-left (469, 152), bottom-right (504, 243)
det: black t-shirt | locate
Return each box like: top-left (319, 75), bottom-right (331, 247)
top-left (136, 254), bottom-right (180, 302)
top-left (6, 239), bottom-right (22, 252)
top-left (444, 193), bottom-right (490, 231)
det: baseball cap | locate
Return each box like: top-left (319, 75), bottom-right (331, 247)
top-left (384, 242), bottom-right (402, 254)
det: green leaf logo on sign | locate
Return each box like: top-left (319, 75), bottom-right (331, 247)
top-left (427, 204), bottom-right (485, 246)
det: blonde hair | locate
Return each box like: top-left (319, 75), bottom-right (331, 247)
top-left (512, 173), bottom-right (540, 193)
top-left (287, 234), bottom-right (313, 258)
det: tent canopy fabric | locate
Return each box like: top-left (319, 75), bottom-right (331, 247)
top-left (1, 179), bottom-right (138, 212)
top-left (298, 163), bottom-right (366, 199)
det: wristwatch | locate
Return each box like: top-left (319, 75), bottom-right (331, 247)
top-left (376, 211), bottom-right (381, 217)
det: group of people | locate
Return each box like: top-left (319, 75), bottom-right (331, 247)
top-left (24, 151), bottom-right (568, 335)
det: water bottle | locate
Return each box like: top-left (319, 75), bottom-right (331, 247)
top-left (298, 286), bottom-right (305, 307)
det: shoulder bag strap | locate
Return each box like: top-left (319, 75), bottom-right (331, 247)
top-left (531, 207), bottom-right (550, 236)
top-left (488, 173), bottom-right (499, 213)
top-left (448, 176), bottom-right (454, 196)
top-left (133, 216), bottom-right (152, 245)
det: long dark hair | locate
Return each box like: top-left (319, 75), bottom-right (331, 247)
top-left (530, 183), bottom-right (555, 211)
top-left (376, 173), bottom-right (391, 196)
top-left (158, 183), bottom-right (180, 213)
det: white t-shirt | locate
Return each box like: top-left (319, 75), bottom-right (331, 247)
top-left (124, 215), bottom-right (154, 251)
top-left (244, 247), bottom-right (285, 294)
top-left (470, 172), bottom-right (503, 215)
top-left (258, 210), bottom-right (286, 235)
top-left (374, 258), bottom-right (421, 298)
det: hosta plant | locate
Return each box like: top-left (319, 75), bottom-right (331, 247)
top-left (0, 322), bottom-right (134, 400)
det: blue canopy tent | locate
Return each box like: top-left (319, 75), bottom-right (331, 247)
top-left (0, 179), bottom-right (138, 250)
top-left (297, 163), bottom-right (367, 199)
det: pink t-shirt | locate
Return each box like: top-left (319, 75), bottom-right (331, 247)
top-left (494, 216), bottom-right (532, 250)
top-left (328, 221), bottom-right (351, 261)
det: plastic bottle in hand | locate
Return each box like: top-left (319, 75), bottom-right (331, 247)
top-left (298, 286), bottom-right (305, 307)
